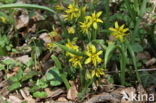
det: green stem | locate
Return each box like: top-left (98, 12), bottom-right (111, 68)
top-left (117, 45), bottom-right (126, 85)
top-left (80, 68), bottom-right (86, 90)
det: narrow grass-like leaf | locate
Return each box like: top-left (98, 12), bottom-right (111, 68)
top-left (51, 55), bottom-right (71, 89)
top-left (0, 3), bottom-right (56, 13)
top-left (104, 42), bottom-right (116, 68)
top-left (51, 55), bottom-right (62, 70)
top-left (117, 46), bottom-right (126, 85)
top-left (127, 42), bottom-right (141, 83)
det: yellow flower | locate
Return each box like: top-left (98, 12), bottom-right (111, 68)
top-left (67, 26), bottom-right (75, 34)
top-left (86, 11), bottom-right (103, 29)
top-left (49, 26), bottom-right (59, 37)
top-left (55, 4), bottom-right (64, 10)
top-left (91, 68), bottom-right (104, 78)
top-left (0, 16), bottom-right (7, 23)
top-left (85, 44), bottom-right (103, 66)
top-left (64, 4), bottom-right (80, 21)
top-left (65, 39), bottom-right (79, 56)
top-left (79, 20), bottom-right (91, 34)
top-left (47, 43), bottom-right (56, 50)
top-left (69, 55), bottom-right (83, 68)
top-left (109, 21), bottom-right (129, 41)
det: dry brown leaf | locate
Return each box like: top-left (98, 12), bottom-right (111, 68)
top-left (137, 52), bottom-right (151, 60)
top-left (39, 33), bottom-right (52, 43)
top-left (24, 96), bottom-right (36, 103)
top-left (8, 95), bottom-right (22, 103)
top-left (67, 81), bottom-right (78, 100)
top-left (15, 10), bottom-right (29, 30)
top-left (16, 55), bottom-right (31, 64)
top-left (57, 97), bottom-right (68, 102)
top-left (45, 88), bottom-right (64, 98)
top-left (145, 58), bottom-right (156, 66)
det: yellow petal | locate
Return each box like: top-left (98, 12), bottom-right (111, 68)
top-left (68, 4), bottom-right (72, 8)
top-left (85, 51), bottom-right (91, 56)
top-left (123, 28), bottom-right (129, 32)
top-left (97, 51), bottom-right (103, 55)
top-left (85, 58), bottom-right (91, 64)
top-left (109, 27), bottom-right (117, 32)
top-left (119, 24), bottom-right (125, 30)
top-left (91, 70), bottom-right (95, 78)
top-left (90, 44), bottom-right (96, 53)
top-left (97, 57), bottom-right (102, 63)
top-left (115, 21), bottom-right (119, 29)
top-left (85, 16), bottom-right (91, 20)
top-left (93, 22), bottom-right (98, 29)
top-left (97, 11), bottom-right (102, 17)
top-left (97, 19), bottom-right (103, 23)
top-left (93, 60), bottom-right (97, 67)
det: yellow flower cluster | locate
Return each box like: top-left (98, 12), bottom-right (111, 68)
top-left (49, 27), bottom-right (59, 37)
top-left (47, 42), bottom-right (55, 50)
top-left (65, 40), bottom-right (104, 77)
top-left (69, 55), bottom-right (83, 68)
top-left (79, 20), bottom-right (91, 34)
top-left (85, 44), bottom-right (103, 66)
top-left (67, 26), bottom-right (75, 34)
top-left (90, 68), bottom-right (104, 78)
top-left (65, 39), bottom-right (83, 68)
top-left (65, 39), bottom-right (79, 56)
top-left (64, 4), bottom-right (80, 21)
top-left (109, 21), bottom-right (129, 41)
top-left (80, 11), bottom-right (103, 34)
top-left (85, 11), bottom-right (103, 29)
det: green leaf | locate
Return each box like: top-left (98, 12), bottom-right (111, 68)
top-left (31, 46), bottom-right (42, 59)
top-left (2, 59), bottom-right (16, 65)
top-left (45, 67), bottom-right (62, 86)
top-left (0, 0), bottom-right (16, 3)
top-left (33, 91), bottom-right (47, 98)
top-left (36, 79), bottom-right (48, 89)
top-left (51, 56), bottom-right (62, 70)
top-left (0, 64), bottom-right (5, 70)
top-left (8, 82), bottom-right (21, 91)
top-left (127, 42), bottom-right (141, 83)
top-left (21, 71), bottom-right (38, 82)
top-left (8, 69), bottom-right (23, 82)
top-left (51, 56), bottom-right (71, 89)
top-left (50, 80), bottom-right (61, 86)
top-left (131, 43), bottom-right (143, 53)
top-left (29, 86), bottom-right (42, 93)
top-left (104, 42), bottom-right (116, 68)
top-left (0, 4), bottom-right (55, 14)
top-left (0, 47), bottom-right (6, 56)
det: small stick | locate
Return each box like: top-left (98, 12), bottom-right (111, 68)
top-left (105, 68), bottom-right (156, 74)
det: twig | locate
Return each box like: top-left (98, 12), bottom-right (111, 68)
top-left (105, 68), bottom-right (156, 74)
top-left (84, 92), bottom-right (120, 103)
